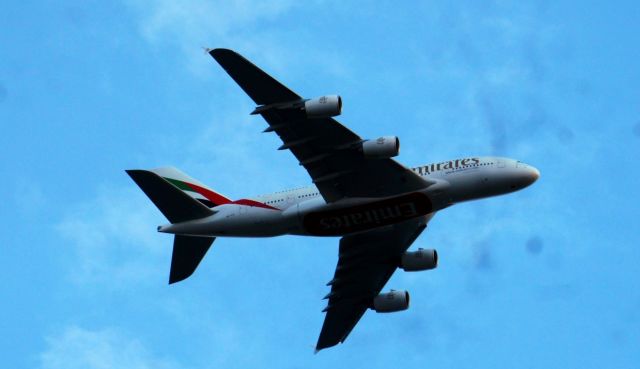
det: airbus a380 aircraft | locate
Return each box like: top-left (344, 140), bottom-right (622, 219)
top-left (127, 49), bottom-right (539, 352)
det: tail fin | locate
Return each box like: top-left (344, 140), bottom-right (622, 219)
top-left (127, 169), bottom-right (219, 283)
top-left (126, 169), bottom-right (214, 223)
top-left (170, 235), bottom-right (215, 284)
top-left (150, 167), bottom-right (231, 208)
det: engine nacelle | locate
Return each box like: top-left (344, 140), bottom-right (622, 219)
top-left (372, 290), bottom-right (410, 313)
top-left (304, 95), bottom-right (342, 118)
top-left (400, 248), bottom-right (438, 271)
top-left (362, 136), bottom-right (400, 158)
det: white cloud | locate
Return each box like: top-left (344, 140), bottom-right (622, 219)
top-left (40, 326), bottom-right (182, 369)
top-left (130, 0), bottom-right (296, 42)
top-left (124, 0), bottom-right (352, 80)
top-left (124, 0), bottom-right (300, 76)
top-left (55, 185), bottom-right (168, 287)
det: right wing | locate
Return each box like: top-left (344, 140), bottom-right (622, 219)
top-left (316, 214), bottom-right (433, 351)
top-left (209, 48), bottom-right (431, 202)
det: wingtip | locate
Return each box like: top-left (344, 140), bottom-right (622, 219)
top-left (124, 169), bottom-right (140, 178)
top-left (208, 48), bottom-right (235, 59)
top-left (168, 273), bottom-right (192, 285)
top-left (313, 344), bottom-right (326, 354)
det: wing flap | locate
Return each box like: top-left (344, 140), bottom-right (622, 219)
top-left (258, 108), bottom-right (429, 202)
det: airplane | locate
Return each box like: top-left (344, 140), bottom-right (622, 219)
top-left (126, 48), bottom-right (540, 352)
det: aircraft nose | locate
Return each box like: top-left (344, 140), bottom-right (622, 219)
top-left (529, 166), bottom-right (540, 181)
top-left (509, 163), bottom-right (539, 191)
top-left (523, 166), bottom-right (540, 186)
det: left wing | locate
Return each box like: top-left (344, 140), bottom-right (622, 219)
top-left (316, 214), bottom-right (434, 351)
top-left (209, 48), bottom-right (431, 202)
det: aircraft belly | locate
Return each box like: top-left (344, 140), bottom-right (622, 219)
top-left (216, 206), bottom-right (294, 236)
top-left (162, 205), bottom-right (295, 237)
top-left (301, 192), bottom-right (433, 236)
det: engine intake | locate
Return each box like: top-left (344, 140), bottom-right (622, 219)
top-left (400, 248), bottom-right (438, 271)
top-left (372, 290), bottom-right (410, 313)
top-left (362, 136), bottom-right (400, 158)
top-left (304, 95), bottom-right (342, 118)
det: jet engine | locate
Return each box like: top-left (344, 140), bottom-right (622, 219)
top-left (372, 290), bottom-right (410, 313)
top-left (400, 248), bottom-right (438, 271)
top-left (304, 95), bottom-right (342, 118)
top-left (362, 136), bottom-right (400, 158)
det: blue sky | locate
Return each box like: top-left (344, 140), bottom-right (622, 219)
top-left (1, 1), bottom-right (639, 368)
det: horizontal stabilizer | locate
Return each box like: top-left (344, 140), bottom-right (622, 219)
top-left (209, 48), bottom-right (301, 105)
top-left (126, 170), bottom-right (214, 223)
top-left (170, 235), bottom-right (215, 284)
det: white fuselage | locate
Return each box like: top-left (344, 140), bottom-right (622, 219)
top-left (159, 156), bottom-right (539, 238)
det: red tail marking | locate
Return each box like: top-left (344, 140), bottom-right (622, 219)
top-left (185, 182), bottom-right (232, 206)
top-left (232, 199), bottom-right (280, 210)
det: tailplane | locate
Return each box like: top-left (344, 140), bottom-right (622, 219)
top-left (170, 235), bottom-right (215, 284)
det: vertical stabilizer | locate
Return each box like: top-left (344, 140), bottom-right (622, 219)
top-left (151, 167), bottom-right (231, 208)
top-left (126, 169), bottom-right (214, 223)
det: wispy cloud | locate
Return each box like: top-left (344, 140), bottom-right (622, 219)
top-left (124, 0), bottom-right (352, 80)
top-left (40, 326), bottom-right (183, 369)
top-left (129, 0), bottom-right (296, 43)
top-left (55, 185), bottom-right (168, 287)
top-left (125, 0), bottom-right (299, 76)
